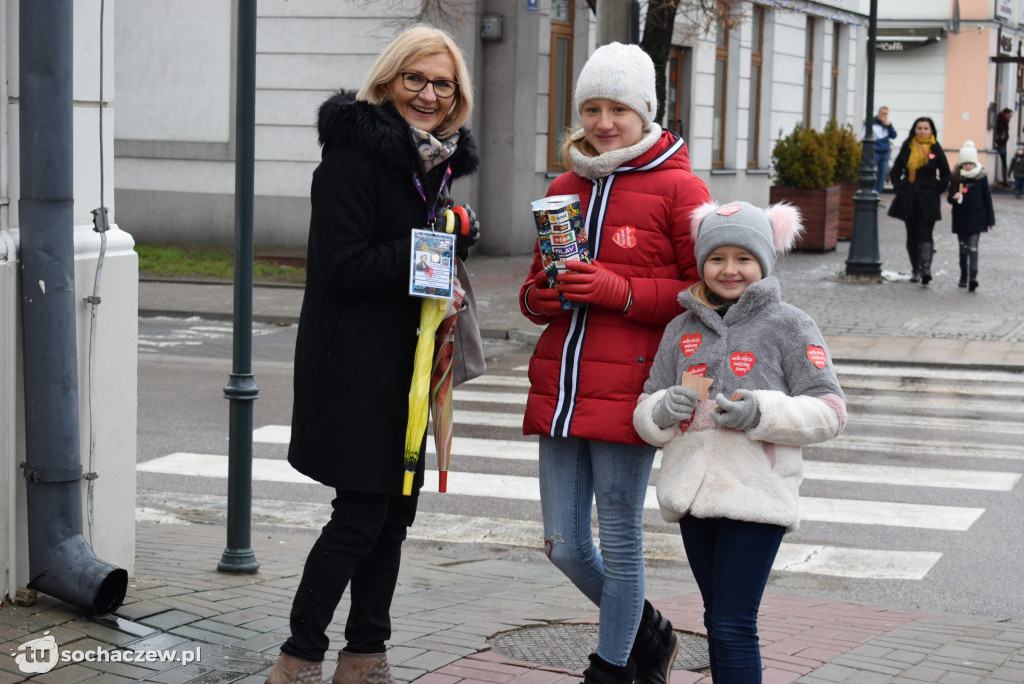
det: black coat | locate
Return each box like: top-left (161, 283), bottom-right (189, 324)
top-left (287, 90), bottom-right (479, 493)
top-left (947, 171), bottom-right (995, 237)
top-left (888, 141), bottom-right (950, 223)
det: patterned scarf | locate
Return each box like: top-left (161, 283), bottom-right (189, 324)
top-left (411, 126), bottom-right (460, 171)
top-left (907, 135), bottom-right (936, 182)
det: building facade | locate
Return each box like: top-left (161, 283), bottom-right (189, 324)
top-left (875, 0), bottom-right (1024, 178)
top-left (114, 0), bottom-right (869, 255)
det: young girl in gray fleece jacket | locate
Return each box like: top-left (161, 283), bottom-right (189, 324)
top-left (633, 200), bottom-right (847, 683)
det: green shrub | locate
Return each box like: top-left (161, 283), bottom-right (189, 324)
top-left (823, 119), bottom-right (862, 183)
top-left (771, 124), bottom-right (834, 189)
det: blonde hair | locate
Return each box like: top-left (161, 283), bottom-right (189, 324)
top-left (686, 281), bottom-right (727, 310)
top-left (356, 26), bottom-right (473, 139)
top-left (558, 127), bottom-right (598, 164)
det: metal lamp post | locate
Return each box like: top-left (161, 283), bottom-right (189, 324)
top-left (846, 0), bottom-right (882, 277)
top-left (219, 0), bottom-right (260, 574)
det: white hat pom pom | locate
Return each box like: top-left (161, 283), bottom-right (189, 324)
top-left (764, 202), bottom-right (803, 253)
top-left (689, 201), bottom-right (720, 242)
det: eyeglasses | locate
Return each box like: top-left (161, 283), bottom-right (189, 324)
top-left (400, 72), bottom-right (459, 99)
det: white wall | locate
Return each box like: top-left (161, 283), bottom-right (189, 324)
top-left (3, 0), bottom-right (137, 599)
top-left (875, 40), bottom-right (949, 146)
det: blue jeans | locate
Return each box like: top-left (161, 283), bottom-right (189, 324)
top-left (680, 516), bottom-right (785, 683)
top-left (874, 150), bottom-right (890, 194)
top-left (538, 435), bottom-right (656, 666)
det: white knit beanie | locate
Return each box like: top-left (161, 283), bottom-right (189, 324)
top-left (959, 140), bottom-right (979, 165)
top-left (574, 42), bottom-right (656, 126)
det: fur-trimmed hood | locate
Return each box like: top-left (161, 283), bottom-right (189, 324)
top-left (315, 89), bottom-right (479, 179)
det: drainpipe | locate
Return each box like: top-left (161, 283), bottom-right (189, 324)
top-left (17, 0), bottom-right (127, 615)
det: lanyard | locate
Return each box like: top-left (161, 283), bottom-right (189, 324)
top-left (411, 166), bottom-right (453, 223)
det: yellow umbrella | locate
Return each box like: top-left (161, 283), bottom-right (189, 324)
top-left (402, 297), bottom-right (447, 495)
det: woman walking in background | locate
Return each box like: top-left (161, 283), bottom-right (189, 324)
top-left (887, 116), bottom-right (950, 285)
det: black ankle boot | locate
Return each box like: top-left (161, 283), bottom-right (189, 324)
top-left (630, 601), bottom-right (679, 684)
top-left (969, 271), bottom-right (978, 292)
top-left (582, 653), bottom-right (636, 684)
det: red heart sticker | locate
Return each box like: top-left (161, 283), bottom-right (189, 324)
top-left (807, 345), bottom-right (827, 369)
top-left (612, 225), bottom-right (638, 249)
top-left (729, 352), bottom-right (755, 376)
top-left (681, 333), bottom-right (702, 357)
top-left (928, 153), bottom-right (935, 159)
top-left (686, 363), bottom-right (707, 377)
top-left (717, 204), bottom-right (742, 216)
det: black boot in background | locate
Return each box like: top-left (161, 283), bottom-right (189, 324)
top-left (907, 242), bottom-right (921, 282)
top-left (919, 241), bottom-right (934, 285)
top-left (630, 600), bottom-right (680, 684)
top-left (582, 653), bottom-right (636, 684)
top-left (969, 271), bottom-right (979, 292)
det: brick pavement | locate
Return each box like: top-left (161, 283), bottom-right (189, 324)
top-left (3, 522), bottom-right (1022, 683)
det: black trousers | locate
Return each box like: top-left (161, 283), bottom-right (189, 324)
top-left (904, 212), bottom-right (936, 248)
top-left (282, 489), bottom-right (419, 662)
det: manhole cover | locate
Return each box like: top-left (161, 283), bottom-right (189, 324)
top-left (489, 624), bottom-right (709, 671)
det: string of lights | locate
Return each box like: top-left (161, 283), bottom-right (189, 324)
top-left (759, 0), bottom-right (869, 29)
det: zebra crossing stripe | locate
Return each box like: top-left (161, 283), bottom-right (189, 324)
top-left (251, 426), bottom-right (1022, 488)
top-left (132, 491), bottom-right (944, 582)
top-left (137, 453), bottom-right (987, 531)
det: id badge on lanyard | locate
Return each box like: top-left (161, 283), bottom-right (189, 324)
top-left (409, 167), bottom-right (455, 300)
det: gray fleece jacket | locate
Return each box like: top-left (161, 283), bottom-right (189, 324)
top-left (633, 277), bottom-right (847, 531)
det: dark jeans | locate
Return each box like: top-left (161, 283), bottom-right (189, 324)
top-left (874, 150), bottom-right (890, 194)
top-left (282, 489), bottom-right (418, 662)
top-left (958, 233), bottom-right (980, 274)
top-left (680, 516), bottom-right (785, 683)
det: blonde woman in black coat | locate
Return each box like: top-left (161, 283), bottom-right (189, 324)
top-left (266, 26), bottom-right (479, 684)
top-left (887, 116), bottom-right (950, 285)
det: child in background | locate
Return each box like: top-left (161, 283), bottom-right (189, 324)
top-left (948, 141), bottom-right (995, 291)
top-left (633, 201), bottom-right (847, 683)
top-left (1009, 142), bottom-right (1024, 198)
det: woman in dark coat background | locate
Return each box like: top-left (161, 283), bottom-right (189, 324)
top-left (267, 26), bottom-right (479, 684)
top-left (888, 116), bottom-right (950, 285)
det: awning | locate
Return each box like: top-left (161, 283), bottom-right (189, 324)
top-left (876, 27), bottom-right (943, 53)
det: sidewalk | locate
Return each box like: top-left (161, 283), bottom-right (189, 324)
top-left (3, 207), bottom-right (1023, 683)
top-left (3, 522), bottom-right (1023, 683)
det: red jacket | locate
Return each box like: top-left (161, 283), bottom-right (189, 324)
top-left (520, 131), bottom-right (710, 444)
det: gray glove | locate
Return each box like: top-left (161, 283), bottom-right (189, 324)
top-left (711, 391), bottom-right (761, 431)
top-left (651, 385), bottom-right (700, 429)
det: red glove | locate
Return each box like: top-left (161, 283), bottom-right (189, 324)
top-left (524, 270), bottom-right (565, 317)
top-left (557, 260), bottom-right (631, 311)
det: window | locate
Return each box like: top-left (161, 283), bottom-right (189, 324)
top-left (830, 23), bottom-right (841, 120)
top-left (804, 16), bottom-right (815, 128)
top-left (547, 0), bottom-right (574, 169)
top-left (713, 19), bottom-right (729, 168)
top-left (747, 6), bottom-right (764, 167)
top-left (666, 45), bottom-right (692, 143)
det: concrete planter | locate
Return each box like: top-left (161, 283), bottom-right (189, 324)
top-left (769, 185), bottom-right (840, 252)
